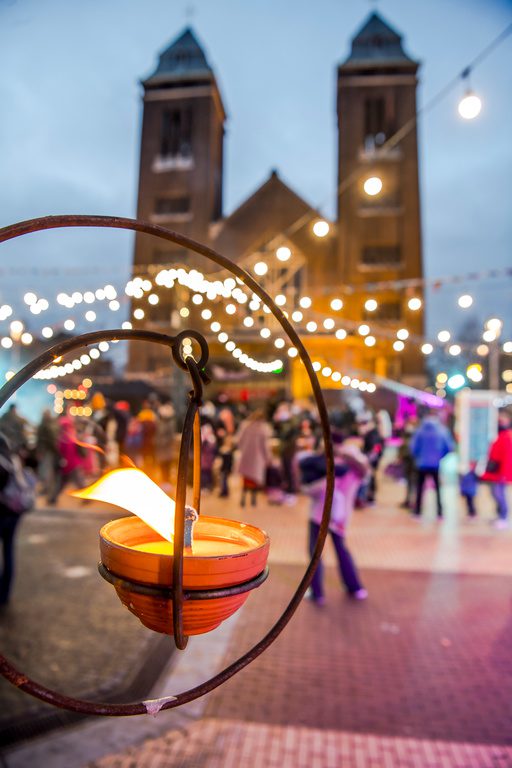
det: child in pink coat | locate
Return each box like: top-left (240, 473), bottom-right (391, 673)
top-left (298, 435), bottom-right (369, 604)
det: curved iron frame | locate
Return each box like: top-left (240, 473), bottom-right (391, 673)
top-left (0, 215), bottom-right (334, 717)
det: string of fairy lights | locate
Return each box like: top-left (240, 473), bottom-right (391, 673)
top-left (0, 258), bottom-right (510, 394)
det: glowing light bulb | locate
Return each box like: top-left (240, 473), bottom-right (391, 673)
top-left (421, 343), bottom-right (433, 355)
top-left (288, 347), bottom-right (298, 358)
top-left (449, 344), bottom-right (461, 356)
top-left (477, 344), bottom-right (489, 356)
top-left (306, 321), bottom-right (317, 333)
top-left (275, 294), bottom-right (286, 306)
top-left (312, 362), bottom-right (321, 372)
top-left (408, 297), bottom-right (422, 311)
top-left (363, 176), bottom-right (382, 196)
top-left (438, 330), bottom-right (451, 343)
top-left (364, 335), bottom-right (376, 347)
top-left (458, 91), bottom-right (482, 120)
top-left (504, 342), bottom-right (512, 354)
top-left (42, 327), bottom-right (53, 339)
top-left (365, 299), bottom-right (378, 312)
top-left (243, 316), bottom-right (254, 327)
top-left (192, 294), bottom-right (203, 305)
top-left (276, 247), bottom-right (291, 262)
top-left (393, 340), bottom-right (405, 352)
top-left (1, 337), bottom-right (13, 349)
top-left (211, 322), bottom-right (221, 333)
top-left (335, 329), bottom-right (347, 340)
top-left (486, 318), bottom-right (503, 333)
top-left (225, 304), bottom-right (236, 315)
top-left (260, 328), bottom-right (271, 339)
top-left (133, 308), bottom-right (144, 320)
top-left (218, 332), bottom-right (228, 343)
top-left (312, 220), bottom-right (329, 238)
top-left (458, 294), bottom-right (473, 309)
top-left (201, 309), bottom-right (212, 320)
top-left (299, 296), bottom-right (312, 309)
top-left (330, 298), bottom-right (343, 311)
top-left (109, 300), bottom-right (121, 311)
top-left (397, 329), bottom-right (409, 341)
top-left (292, 310), bottom-right (303, 322)
top-left (274, 338), bottom-right (285, 349)
top-left (64, 319), bottom-right (75, 331)
top-left (254, 261), bottom-right (268, 276)
top-left (483, 330), bottom-right (496, 343)
top-left (180, 307), bottom-right (190, 318)
top-left (323, 318), bottom-right (335, 330)
top-left (122, 321), bottom-right (132, 330)
top-left (24, 292), bottom-right (37, 306)
top-left (322, 366), bottom-right (332, 378)
top-left (21, 332), bottom-right (33, 345)
top-left (358, 324), bottom-right (370, 336)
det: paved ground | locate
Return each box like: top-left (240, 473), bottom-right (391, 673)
top-left (1, 467), bottom-right (512, 766)
top-left (0, 504), bottom-right (171, 743)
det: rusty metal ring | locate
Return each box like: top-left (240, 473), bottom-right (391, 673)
top-left (0, 215), bottom-right (334, 717)
top-left (172, 329), bottom-right (209, 373)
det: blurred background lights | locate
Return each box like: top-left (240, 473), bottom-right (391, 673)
top-left (364, 299), bottom-right (378, 312)
top-left (291, 310), bottom-right (303, 322)
top-left (421, 343), bottom-right (433, 355)
top-left (407, 297), bottom-right (422, 311)
top-left (64, 319), bottom-right (75, 331)
top-left (458, 294), bottom-right (473, 309)
top-left (323, 318), bottom-right (335, 330)
top-left (449, 344), bottom-right (462, 356)
top-left (477, 344), bottom-right (489, 356)
top-left (335, 329), bottom-right (347, 340)
top-left (438, 330), bottom-right (451, 343)
top-left (254, 261), bottom-right (268, 276)
top-left (358, 324), bottom-right (370, 336)
top-left (299, 296), bottom-right (312, 309)
top-left (275, 294), bottom-right (286, 306)
top-left (276, 246), bottom-right (291, 261)
top-left (243, 316), bottom-right (254, 327)
top-left (24, 292), bottom-right (37, 306)
top-left (458, 91), bottom-right (482, 120)
top-left (364, 335), bottom-right (376, 347)
top-left (260, 328), bottom-right (271, 339)
top-left (486, 318), bottom-right (503, 333)
top-left (363, 176), bottom-right (383, 196)
top-left (306, 321), bottom-right (317, 332)
top-left (393, 340), bottom-right (405, 351)
top-left (312, 220), bottom-right (330, 238)
top-left (448, 373), bottom-right (466, 390)
top-left (330, 298), bottom-right (343, 311)
top-left (504, 342), bottom-right (512, 353)
top-left (396, 328), bottom-right (409, 341)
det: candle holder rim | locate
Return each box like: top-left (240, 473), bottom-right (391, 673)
top-left (99, 515), bottom-right (270, 561)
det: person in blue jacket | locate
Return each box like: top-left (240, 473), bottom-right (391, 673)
top-left (411, 410), bottom-right (454, 518)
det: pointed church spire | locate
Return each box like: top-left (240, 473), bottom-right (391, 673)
top-left (343, 11), bottom-right (415, 66)
top-left (143, 27), bottom-right (213, 86)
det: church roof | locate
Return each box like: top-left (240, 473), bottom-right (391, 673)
top-left (143, 28), bottom-right (213, 86)
top-left (212, 170), bottom-right (334, 278)
top-left (342, 12), bottom-right (415, 67)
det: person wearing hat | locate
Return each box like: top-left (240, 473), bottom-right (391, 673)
top-left (298, 432), bottom-right (369, 604)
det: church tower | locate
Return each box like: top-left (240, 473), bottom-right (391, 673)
top-left (129, 28), bottom-right (225, 378)
top-left (336, 13), bottom-right (423, 382)
top-left (133, 28), bottom-right (225, 269)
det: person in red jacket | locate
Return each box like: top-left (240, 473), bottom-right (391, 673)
top-left (481, 411), bottom-right (512, 529)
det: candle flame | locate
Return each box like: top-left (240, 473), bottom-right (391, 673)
top-left (72, 468), bottom-right (175, 541)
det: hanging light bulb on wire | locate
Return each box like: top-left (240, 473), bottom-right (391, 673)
top-left (458, 67), bottom-right (482, 120)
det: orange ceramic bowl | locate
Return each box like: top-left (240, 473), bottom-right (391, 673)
top-left (99, 515), bottom-right (269, 636)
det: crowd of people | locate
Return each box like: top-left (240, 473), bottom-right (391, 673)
top-left (0, 391), bottom-right (511, 608)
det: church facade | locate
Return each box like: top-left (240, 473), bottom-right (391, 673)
top-left (129, 12), bottom-right (424, 398)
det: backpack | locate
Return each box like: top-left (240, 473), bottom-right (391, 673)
top-left (0, 454), bottom-right (36, 515)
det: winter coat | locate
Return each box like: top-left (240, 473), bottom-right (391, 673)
top-left (481, 429), bottom-right (512, 484)
top-left (57, 417), bottom-right (84, 475)
top-left (411, 418), bottom-right (454, 469)
top-left (237, 420), bottom-right (271, 487)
